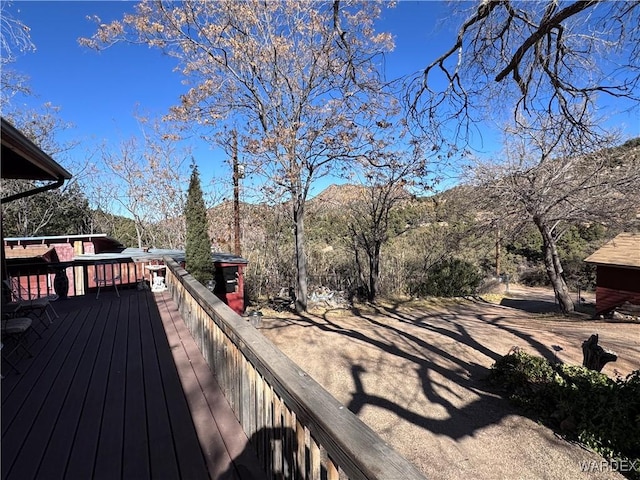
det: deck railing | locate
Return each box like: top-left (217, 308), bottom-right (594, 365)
top-left (163, 257), bottom-right (426, 480)
top-left (5, 259), bottom-right (147, 299)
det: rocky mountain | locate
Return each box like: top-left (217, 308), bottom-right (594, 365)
top-left (308, 184), bottom-right (368, 209)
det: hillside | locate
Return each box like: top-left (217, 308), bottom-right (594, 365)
top-left (207, 182), bottom-right (433, 245)
top-left (189, 136), bottom-right (640, 301)
top-left (307, 184), bottom-right (368, 211)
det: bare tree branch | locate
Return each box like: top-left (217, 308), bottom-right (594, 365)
top-left (408, 1), bottom-right (640, 144)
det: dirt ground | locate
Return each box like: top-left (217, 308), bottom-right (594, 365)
top-left (255, 286), bottom-right (639, 480)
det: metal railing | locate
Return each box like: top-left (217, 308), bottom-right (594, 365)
top-left (163, 257), bottom-right (426, 480)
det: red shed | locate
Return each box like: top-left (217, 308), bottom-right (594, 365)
top-left (584, 233), bottom-right (640, 316)
top-left (212, 252), bottom-right (248, 315)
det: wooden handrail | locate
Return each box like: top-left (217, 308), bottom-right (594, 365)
top-left (162, 257), bottom-right (426, 480)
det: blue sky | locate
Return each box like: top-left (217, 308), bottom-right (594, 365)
top-left (5, 1), bottom-right (462, 198)
top-left (5, 1), bottom-right (638, 203)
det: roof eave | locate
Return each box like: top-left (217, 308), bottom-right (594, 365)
top-left (1, 117), bottom-right (73, 181)
top-left (584, 260), bottom-right (640, 270)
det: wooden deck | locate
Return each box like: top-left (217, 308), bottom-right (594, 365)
top-left (1, 288), bottom-right (266, 480)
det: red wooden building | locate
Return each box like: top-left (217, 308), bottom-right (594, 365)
top-left (211, 252), bottom-right (248, 315)
top-left (4, 235), bottom-right (249, 315)
top-left (584, 232), bottom-right (640, 316)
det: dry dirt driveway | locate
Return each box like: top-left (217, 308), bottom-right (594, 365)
top-left (256, 291), bottom-right (639, 480)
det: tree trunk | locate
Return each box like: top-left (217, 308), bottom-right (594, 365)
top-left (582, 334), bottom-right (617, 372)
top-left (534, 216), bottom-right (574, 313)
top-left (367, 242), bottom-right (381, 302)
top-left (352, 238), bottom-right (367, 297)
top-left (135, 224), bottom-right (143, 249)
top-left (293, 201), bottom-right (308, 312)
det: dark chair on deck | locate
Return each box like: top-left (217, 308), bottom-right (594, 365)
top-left (94, 263), bottom-right (121, 299)
top-left (2, 279), bottom-right (58, 328)
top-left (1, 317), bottom-right (35, 375)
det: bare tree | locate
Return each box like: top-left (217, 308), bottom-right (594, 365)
top-left (88, 138), bottom-right (153, 248)
top-left (0, 1), bottom-right (35, 65)
top-left (86, 119), bottom-right (189, 249)
top-left (81, 0), bottom-right (393, 311)
top-left (140, 119), bottom-right (190, 249)
top-left (408, 1), bottom-right (640, 143)
top-left (469, 115), bottom-right (640, 313)
top-left (347, 135), bottom-right (430, 302)
top-left (407, 1), bottom-right (640, 309)
top-left (1, 1), bottom-right (36, 115)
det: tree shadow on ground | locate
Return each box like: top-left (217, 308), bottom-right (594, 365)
top-left (499, 298), bottom-right (561, 314)
top-left (346, 362), bottom-right (512, 441)
top-left (372, 300), bottom-right (559, 363)
top-left (261, 303), bottom-right (554, 442)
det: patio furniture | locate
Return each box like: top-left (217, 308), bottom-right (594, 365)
top-left (94, 263), bottom-right (120, 299)
top-left (1, 317), bottom-right (35, 374)
top-left (145, 264), bottom-right (167, 292)
top-left (2, 280), bottom-right (58, 327)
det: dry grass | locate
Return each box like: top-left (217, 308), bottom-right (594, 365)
top-left (477, 293), bottom-right (507, 304)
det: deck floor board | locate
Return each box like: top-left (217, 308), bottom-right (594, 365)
top-left (12, 301), bottom-right (105, 480)
top-left (137, 289), bottom-right (183, 480)
top-left (37, 300), bottom-right (115, 478)
top-left (64, 300), bottom-right (122, 479)
top-left (2, 288), bottom-right (265, 480)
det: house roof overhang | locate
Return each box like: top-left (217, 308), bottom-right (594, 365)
top-left (1, 117), bottom-right (73, 203)
top-left (584, 233), bottom-right (640, 270)
top-left (4, 234), bottom-right (125, 254)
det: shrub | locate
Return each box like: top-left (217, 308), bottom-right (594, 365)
top-left (489, 350), bottom-right (640, 479)
top-left (518, 264), bottom-right (550, 287)
top-left (489, 350), bottom-right (563, 413)
top-left (411, 258), bottom-right (482, 297)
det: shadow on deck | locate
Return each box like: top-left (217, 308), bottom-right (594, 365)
top-left (1, 288), bottom-right (265, 480)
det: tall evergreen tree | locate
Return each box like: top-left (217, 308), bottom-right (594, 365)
top-left (184, 164), bottom-right (213, 285)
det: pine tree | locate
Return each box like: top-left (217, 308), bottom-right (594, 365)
top-left (184, 163), bottom-right (213, 285)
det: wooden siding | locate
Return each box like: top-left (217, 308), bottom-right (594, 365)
top-left (595, 286), bottom-right (640, 315)
top-left (2, 289), bottom-right (266, 480)
top-left (594, 265), bottom-right (640, 314)
top-left (596, 265), bottom-right (640, 293)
